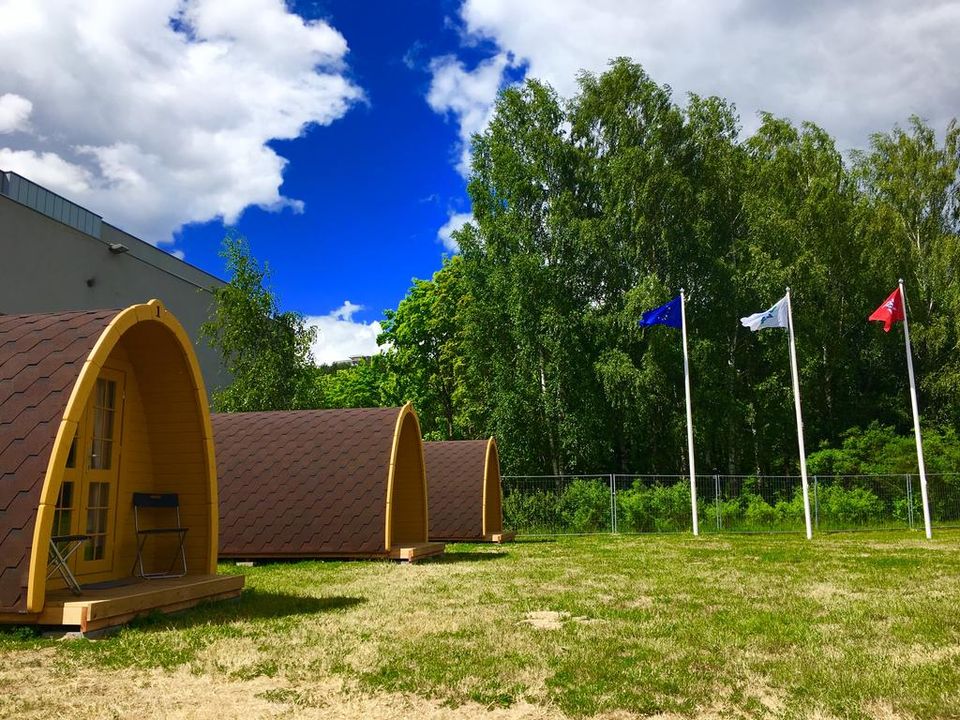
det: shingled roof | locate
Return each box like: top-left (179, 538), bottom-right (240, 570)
top-left (424, 438), bottom-right (504, 541)
top-left (213, 406), bottom-right (431, 559)
top-left (0, 309), bottom-right (119, 613)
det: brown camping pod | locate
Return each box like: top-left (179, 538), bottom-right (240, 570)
top-left (0, 301), bottom-right (243, 632)
top-left (213, 404), bottom-right (444, 562)
top-left (424, 438), bottom-right (513, 543)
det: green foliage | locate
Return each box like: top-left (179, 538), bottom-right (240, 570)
top-left (201, 235), bottom-right (319, 412)
top-left (502, 489), bottom-right (561, 533)
top-left (556, 479), bottom-right (610, 532)
top-left (311, 356), bottom-right (395, 409)
top-left (817, 485), bottom-right (886, 526)
top-left (378, 257), bottom-right (470, 439)
top-left (808, 422), bottom-right (960, 475)
top-left (381, 58), bottom-right (960, 476)
top-left (743, 494), bottom-right (781, 528)
top-left (617, 481), bottom-right (693, 533)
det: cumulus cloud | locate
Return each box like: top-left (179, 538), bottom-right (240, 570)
top-left (0, 94), bottom-right (32, 134)
top-left (427, 53), bottom-right (511, 174)
top-left (430, 0), bottom-right (960, 161)
top-left (306, 301), bottom-right (384, 366)
top-left (0, 0), bottom-right (362, 245)
top-left (437, 211), bottom-right (472, 252)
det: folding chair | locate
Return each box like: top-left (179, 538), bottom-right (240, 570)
top-left (132, 492), bottom-right (189, 579)
top-left (47, 534), bottom-right (90, 595)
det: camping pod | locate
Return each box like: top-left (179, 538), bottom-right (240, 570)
top-left (424, 438), bottom-right (513, 543)
top-left (0, 301), bottom-right (243, 632)
top-left (214, 405), bottom-right (443, 561)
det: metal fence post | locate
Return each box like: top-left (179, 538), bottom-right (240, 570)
top-left (609, 474), bottom-right (616, 534)
top-left (905, 474), bottom-right (914, 529)
top-left (813, 475), bottom-right (819, 530)
top-left (714, 472), bottom-right (721, 531)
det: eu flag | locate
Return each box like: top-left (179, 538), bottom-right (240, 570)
top-left (639, 296), bottom-right (682, 329)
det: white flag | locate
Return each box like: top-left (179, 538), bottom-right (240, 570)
top-left (741, 295), bottom-right (789, 332)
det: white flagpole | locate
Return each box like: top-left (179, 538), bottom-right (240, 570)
top-left (680, 289), bottom-right (699, 536)
top-left (899, 279), bottom-right (932, 539)
top-left (785, 288), bottom-right (813, 540)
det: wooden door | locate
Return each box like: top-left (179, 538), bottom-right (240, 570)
top-left (74, 368), bottom-right (126, 578)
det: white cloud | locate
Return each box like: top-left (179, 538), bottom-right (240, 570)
top-left (430, 0), bottom-right (960, 161)
top-left (306, 301), bottom-right (384, 366)
top-left (0, 94), bottom-right (32, 134)
top-left (437, 211), bottom-right (472, 252)
top-left (427, 53), bottom-right (511, 174)
top-left (0, 0), bottom-right (362, 245)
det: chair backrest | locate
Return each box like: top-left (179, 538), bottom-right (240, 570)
top-left (133, 492), bottom-right (180, 509)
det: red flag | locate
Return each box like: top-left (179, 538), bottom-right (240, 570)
top-left (869, 287), bottom-right (904, 332)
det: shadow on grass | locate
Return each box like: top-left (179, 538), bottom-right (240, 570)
top-left (433, 551), bottom-right (508, 564)
top-left (127, 589), bottom-right (365, 631)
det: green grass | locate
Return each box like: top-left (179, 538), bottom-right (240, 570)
top-left (2, 531), bottom-right (960, 718)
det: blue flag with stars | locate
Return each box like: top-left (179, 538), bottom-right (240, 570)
top-left (639, 296), bottom-right (682, 329)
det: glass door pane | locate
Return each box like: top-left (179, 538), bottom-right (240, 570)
top-left (76, 370), bottom-right (124, 577)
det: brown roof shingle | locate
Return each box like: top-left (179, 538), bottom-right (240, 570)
top-left (425, 439), bottom-right (496, 541)
top-left (0, 309), bottom-right (117, 613)
top-left (213, 408), bottom-right (414, 558)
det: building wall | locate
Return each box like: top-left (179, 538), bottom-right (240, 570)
top-left (0, 182), bottom-right (228, 394)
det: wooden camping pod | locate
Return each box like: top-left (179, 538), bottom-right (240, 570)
top-left (424, 438), bottom-right (513, 543)
top-left (0, 301), bottom-right (242, 630)
top-left (213, 405), bottom-right (444, 561)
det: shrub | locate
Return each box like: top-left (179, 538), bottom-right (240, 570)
top-left (743, 494), bottom-right (779, 528)
top-left (557, 479), bottom-right (610, 533)
top-left (699, 497), bottom-right (744, 530)
top-left (618, 481), bottom-right (692, 533)
top-left (817, 484), bottom-right (885, 526)
top-left (502, 489), bottom-right (561, 533)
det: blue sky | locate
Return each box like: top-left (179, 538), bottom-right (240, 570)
top-left (2, 0), bottom-right (957, 363)
top-left (176, 0), bottom-right (484, 332)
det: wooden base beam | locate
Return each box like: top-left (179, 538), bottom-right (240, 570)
top-left (389, 542), bottom-right (446, 562)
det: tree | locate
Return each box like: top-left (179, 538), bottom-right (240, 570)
top-left (381, 60), bottom-right (960, 476)
top-left (313, 356), bottom-right (396, 409)
top-left (378, 257), bottom-right (468, 439)
top-left (201, 235), bottom-right (319, 412)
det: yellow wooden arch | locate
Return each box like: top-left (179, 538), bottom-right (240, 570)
top-left (481, 437), bottom-right (502, 536)
top-left (25, 300), bottom-right (217, 613)
top-left (384, 402), bottom-right (428, 551)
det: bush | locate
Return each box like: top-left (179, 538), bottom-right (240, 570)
top-left (502, 489), bottom-right (561, 533)
top-left (557, 479), bottom-right (610, 533)
top-left (817, 484), bottom-right (885, 526)
top-left (618, 481), bottom-right (692, 533)
top-left (808, 422), bottom-right (960, 475)
top-left (700, 497), bottom-right (744, 530)
top-left (743, 494), bottom-right (779, 528)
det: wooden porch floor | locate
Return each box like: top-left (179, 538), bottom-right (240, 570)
top-left (38, 574), bottom-right (244, 633)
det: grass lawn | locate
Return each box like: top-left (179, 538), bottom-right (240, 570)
top-left (1, 530), bottom-right (959, 719)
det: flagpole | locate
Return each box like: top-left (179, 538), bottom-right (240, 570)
top-left (785, 288), bottom-right (813, 540)
top-left (680, 289), bottom-right (699, 536)
top-left (899, 279), bottom-right (932, 539)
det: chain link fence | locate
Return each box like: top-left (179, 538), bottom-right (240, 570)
top-left (500, 473), bottom-right (960, 535)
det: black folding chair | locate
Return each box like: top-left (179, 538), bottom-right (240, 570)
top-left (132, 492), bottom-right (189, 579)
top-left (47, 534), bottom-right (90, 594)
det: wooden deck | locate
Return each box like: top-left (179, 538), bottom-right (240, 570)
top-left (389, 542), bottom-right (446, 562)
top-left (35, 574), bottom-right (244, 633)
